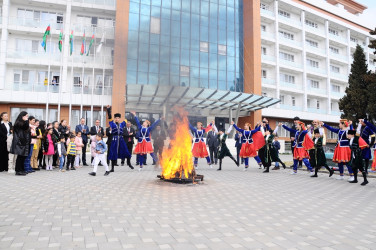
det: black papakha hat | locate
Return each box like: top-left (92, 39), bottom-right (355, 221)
top-left (293, 116), bottom-right (300, 121)
top-left (114, 113), bottom-right (121, 118)
top-left (314, 129), bottom-right (320, 134)
top-left (347, 130), bottom-right (356, 135)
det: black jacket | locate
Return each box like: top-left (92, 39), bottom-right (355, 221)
top-left (0, 122), bottom-right (12, 143)
top-left (41, 135), bottom-right (57, 154)
top-left (106, 127), bottom-right (113, 146)
top-left (152, 129), bottom-right (166, 146)
top-left (58, 125), bottom-right (69, 140)
top-left (11, 120), bottom-right (30, 156)
top-left (90, 126), bottom-right (104, 136)
top-left (123, 126), bottom-right (136, 145)
top-left (207, 131), bottom-right (219, 147)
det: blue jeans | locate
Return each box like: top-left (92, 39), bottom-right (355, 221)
top-left (59, 156), bottom-right (65, 170)
top-left (244, 156), bottom-right (261, 167)
top-left (24, 144), bottom-right (34, 172)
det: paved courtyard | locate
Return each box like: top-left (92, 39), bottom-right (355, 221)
top-left (1, 156), bottom-right (376, 250)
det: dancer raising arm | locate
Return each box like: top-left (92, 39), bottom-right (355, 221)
top-left (231, 120), bottom-right (265, 171)
top-left (279, 121), bottom-right (315, 175)
top-left (216, 125), bottom-right (239, 171)
top-left (320, 119), bottom-right (354, 181)
top-left (189, 121), bottom-right (215, 169)
top-left (132, 111), bottom-right (162, 171)
top-left (260, 125), bottom-right (286, 173)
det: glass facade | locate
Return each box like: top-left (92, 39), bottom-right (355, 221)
top-left (127, 0), bottom-right (243, 92)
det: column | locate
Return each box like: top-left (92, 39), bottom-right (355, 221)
top-left (274, 0), bottom-right (280, 106)
top-left (62, 1), bottom-right (72, 94)
top-left (346, 29), bottom-right (351, 74)
top-left (0, 0), bottom-right (10, 90)
top-left (301, 10), bottom-right (307, 112)
top-left (325, 20), bottom-right (331, 115)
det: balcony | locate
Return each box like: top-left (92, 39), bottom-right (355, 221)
top-left (305, 45), bottom-right (326, 56)
top-left (262, 78), bottom-right (276, 85)
top-left (72, 24), bottom-right (115, 40)
top-left (278, 15), bottom-right (302, 28)
top-left (279, 36), bottom-right (302, 49)
top-left (331, 111), bottom-right (342, 116)
top-left (261, 31), bottom-right (275, 41)
top-left (280, 104), bottom-right (303, 111)
top-left (330, 52), bottom-right (348, 63)
top-left (330, 72), bottom-right (348, 82)
top-left (12, 82), bottom-right (60, 93)
top-left (307, 107), bottom-right (326, 114)
top-left (279, 59), bottom-right (303, 70)
top-left (261, 54), bottom-right (276, 63)
top-left (306, 66), bottom-right (327, 76)
top-left (8, 17), bottom-right (63, 31)
top-left (72, 0), bottom-right (116, 7)
top-left (305, 25), bottom-right (325, 37)
top-left (350, 41), bottom-right (366, 49)
top-left (307, 87), bottom-right (328, 96)
top-left (7, 50), bottom-right (62, 65)
top-left (331, 91), bottom-right (345, 99)
top-left (280, 81), bottom-right (302, 90)
top-left (260, 8), bottom-right (275, 18)
top-left (73, 85), bottom-right (112, 95)
top-left (328, 34), bottom-right (348, 45)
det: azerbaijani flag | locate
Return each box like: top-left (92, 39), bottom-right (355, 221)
top-left (58, 30), bottom-right (63, 52)
top-left (86, 33), bottom-right (95, 56)
top-left (41, 25), bottom-right (51, 51)
top-left (69, 31), bottom-right (74, 55)
top-left (80, 30), bottom-right (86, 55)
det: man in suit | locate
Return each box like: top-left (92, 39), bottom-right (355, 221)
top-left (121, 121), bottom-right (135, 166)
top-left (152, 125), bottom-right (166, 164)
top-left (75, 118), bottom-right (89, 166)
top-left (235, 131), bottom-right (243, 165)
top-left (90, 119), bottom-right (104, 136)
top-left (206, 127), bottom-right (219, 165)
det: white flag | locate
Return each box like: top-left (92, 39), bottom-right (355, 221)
top-left (96, 34), bottom-right (104, 54)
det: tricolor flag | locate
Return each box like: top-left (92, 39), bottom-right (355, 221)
top-left (58, 30), bottom-right (63, 52)
top-left (96, 34), bottom-right (104, 54)
top-left (86, 33), bottom-right (95, 56)
top-left (41, 25), bottom-right (51, 51)
top-left (80, 30), bottom-right (86, 55)
top-left (69, 31), bottom-right (74, 55)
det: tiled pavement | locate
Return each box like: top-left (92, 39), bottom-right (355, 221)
top-left (1, 156), bottom-right (376, 250)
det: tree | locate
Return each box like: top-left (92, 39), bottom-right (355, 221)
top-left (339, 45), bottom-right (369, 122)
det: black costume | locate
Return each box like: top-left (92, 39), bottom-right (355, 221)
top-left (216, 133), bottom-right (238, 170)
top-left (259, 133), bottom-right (286, 173)
top-left (310, 136), bottom-right (334, 177)
top-left (349, 133), bottom-right (368, 185)
top-left (0, 121), bottom-right (12, 171)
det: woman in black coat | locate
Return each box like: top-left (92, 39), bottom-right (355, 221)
top-left (0, 112), bottom-right (12, 172)
top-left (37, 121), bottom-right (46, 169)
top-left (11, 111), bottom-right (30, 176)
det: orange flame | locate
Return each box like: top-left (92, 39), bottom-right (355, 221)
top-left (160, 108), bottom-right (194, 180)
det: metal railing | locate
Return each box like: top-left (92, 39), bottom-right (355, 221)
top-left (279, 35), bottom-right (302, 48)
top-left (12, 82), bottom-right (59, 93)
top-left (306, 66), bottom-right (327, 75)
top-left (279, 59), bottom-right (302, 69)
top-left (329, 33), bottom-right (348, 44)
top-left (260, 8), bottom-right (274, 17)
top-left (72, 0), bottom-right (116, 7)
top-left (330, 52), bottom-right (348, 62)
top-left (307, 107), bottom-right (326, 114)
top-left (305, 45), bottom-right (326, 55)
top-left (330, 72), bottom-right (348, 81)
top-left (280, 104), bottom-right (303, 111)
top-left (261, 31), bottom-right (275, 40)
top-left (305, 25), bottom-right (325, 36)
top-left (8, 16), bottom-right (63, 30)
top-left (261, 54), bottom-right (276, 63)
top-left (262, 78), bottom-right (276, 85)
top-left (280, 81), bottom-right (302, 90)
top-left (278, 15), bottom-right (302, 27)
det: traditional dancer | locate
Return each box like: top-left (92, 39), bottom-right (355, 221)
top-left (132, 112), bottom-right (161, 171)
top-left (362, 119), bottom-right (376, 172)
top-left (321, 119), bottom-right (354, 181)
top-left (106, 106), bottom-right (132, 172)
top-left (256, 118), bottom-right (271, 170)
top-left (279, 121), bottom-right (315, 175)
top-left (347, 129), bottom-right (368, 185)
top-left (356, 119), bottom-right (375, 174)
top-left (310, 129), bottom-right (334, 178)
top-left (188, 121), bottom-right (214, 168)
top-left (231, 121), bottom-right (265, 171)
top-left (216, 126), bottom-right (239, 171)
top-left (260, 126), bottom-right (286, 173)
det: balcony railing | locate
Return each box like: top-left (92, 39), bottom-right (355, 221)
top-left (279, 59), bottom-right (302, 69)
top-left (280, 81), bottom-right (302, 90)
top-left (305, 25), bottom-right (325, 36)
top-left (262, 78), bottom-right (276, 85)
top-left (8, 17), bottom-right (63, 30)
top-left (72, 24), bottom-right (115, 39)
top-left (307, 87), bottom-right (328, 95)
top-left (72, 0), bottom-right (116, 7)
top-left (260, 8), bottom-right (274, 18)
top-left (261, 54), bottom-right (276, 63)
top-left (12, 82), bottom-right (60, 93)
top-left (305, 45), bottom-right (326, 55)
top-left (279, 36), bottom-right (302, 48)
top-left (280, 104), bottom-right (303, 111)
top-left (73, 85), bottom-right (112, 95)
top-left (330, 72), bottom-right (348, 81)
top-left (306, 66), bottom-right (327, 75)
top-left (329, 34), bottom-right (348, 44)
top-left (307, 107), bottom-right (326, 114)
top-left (7, 50), bottom-right (62, 63)
top-left (331, 91), bottom-right (344, 98)
top-left (261, 31), bottom-right (275, 40)
top-left (278, 15), bottom-right (302, 27)
top-left (331, 111), bottom-right (342, 116)
top-left (330, 52), bottom-right (348, 62)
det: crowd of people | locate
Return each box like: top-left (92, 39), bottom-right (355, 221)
top-left (0, 108), bottom-right (375, 186)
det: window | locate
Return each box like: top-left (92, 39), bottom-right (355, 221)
top-left (329, 46), bottom-right (339, 54)
top-left (279, 52), bottom-right (294, 62)
top-left (350, 37), bottom-right (358, 43)
top-left (218, 44), bottom-right (226, 55)
top-left (307, 99), bottom-right (311, 107)
top-left (280, 95), bottom-right (285, 104)
top-left (280, 73), bottom-right (295, 83)
top-left (305, 19), bottom-right (318, 28)
top-left (278, 10), bottom-right (290, 18)
top-left (91, 17), bottom-right (98, 27)
top-left (262, 92), bottom-right (267, 97)
top-left (276, 121), bottom-right (293, 137)
top-left (332, 84), bottom-right (340, 92)
top-left (291, 96), bottom-right (296, 106)
top-left (200, 42), bottom-right (209, 52)
top-left (260, 3), bottom-right (269, 10)
top-left (14, 72), bottom-right (21, 84)
top-left (180, 66), bottom-right (189, 77)
top-left (150, 17), bottom-right (161, 34)
top-left (261, 47), bottom-right (267, 55)
top-left (306, 39), bottom-right (318, 48)
top-left (331, 102), bottom-right (333, 110)
top-left (279, 30), bottom-right (294, 40)
top-left (328, 28), bottom-right (339, 36)
top-left (261, 70), bottom-right (267, 78)
top-left (316, 100), bottom-right (320, 109)
top-left (309, 79), bottom-right (319, 88)
top-left (11, 108), bottom-right (57, 123)
top-left (330, 65), bottom-right (340, 73)
top-left (261, 25), bottom-right (266, 32)
top-left (307, 59), bottom-right (319, 68)
top-left (57, 15), bottom-right (63, 24)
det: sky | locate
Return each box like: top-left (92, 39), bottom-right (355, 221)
top-left (358, 0), bottom-right (376, 29)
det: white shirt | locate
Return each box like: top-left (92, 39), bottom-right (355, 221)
top-left (314, 138), bottom-right (318, 144)
top-left (1, 121), bottom-right (10, 136)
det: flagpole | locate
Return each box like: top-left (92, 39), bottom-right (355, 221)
top-left (45, 29), bottom-right (52, 123)
top-left (69, 31), bottom-right (73, 125)
top-left (80, 30), bottom-right (85, 119)
top-left (58, 30), bottom-right (63, 122)
top-left (101, 33), bottom-right (106, 128)
top-left (90, 31), bottom-right (96, 127)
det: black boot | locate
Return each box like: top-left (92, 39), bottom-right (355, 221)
top-left (110, 161), bottom-right (114, 172)
top-left (361, 171), bottom-right (368, 186)
top-left (217, 160), bottom-right (222, 171)
top-left (230, 156), bottom-right (239, 167)
top-left (127, 158), bottom-right (134, 169)
top-left (104, 171), bottom-right (110, 176)
top-left (349, 169), bottom-right (358, 183)
top-left (281, 162), bottom-right (286, 169)
top-left (263, 166), bottom-right (269, 173)
top-left (311, 166), bottom-right (318, 177)
top-left (88, 172), bottom-right (96, 176)
top-left (324, 165), bottom-right (334, 177)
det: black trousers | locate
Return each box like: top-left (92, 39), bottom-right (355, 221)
top-left (66, 155), bottom-right (75, 169)
top-left (208, 146), bottom-right (218, 164)
top-left (82, 142), bottom-right (87, 164)
top-left (52, 154), bottom-right (57, 166)
top-left (121, 142), bottom-right (134, 164)
top-left (15, 155), bottom-right (27, 172)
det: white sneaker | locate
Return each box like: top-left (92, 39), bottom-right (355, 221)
top-left (8, 170), bottom-right (15, 174)
top-left (139, 167), bottom-right (143, 172)
top-left (243, 167), bottom-right (248, 171)
top-left (195, 165), bottom-right (199, 169)
top-left (290, 171), bottom-right (297, 175)
top-left (309, 171), bottom-right (315, 176)
top-left (336, 175), bottom-right (344, 180)
top-left (348, 176), bottom-right (354, 182)
top-left (210, 164), bottom-right (213, 169)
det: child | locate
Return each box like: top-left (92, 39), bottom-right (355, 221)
top-left (89, 133), bottom-right (110, 176)
top-left (74, 131), bottom-right (84, 168)
top-left (310, 129), bottom-right (334, 178)
top-left (272, 136), bottom-right (281, 170)
top-left (216, 126), bottom-right (239, 171)
top-left (42, 128), bottom-right (55, 171)
top-left (90, 135), bottom-right (97, 166)
top-left (347, 129), bottom-right (368, 185)
top-left (66, 134), bottom-right (77, 171)
top-left (56, 135), bottom-right (67, 172)
top-left (7, 132), bottom-right (17, 174)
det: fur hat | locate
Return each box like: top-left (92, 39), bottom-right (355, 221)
top-left (347, 129), bottom-right (356, 135)
top-left (114, 113), bottom-right (121, 118)
top-left (314, 129), bottom-right (320, 134)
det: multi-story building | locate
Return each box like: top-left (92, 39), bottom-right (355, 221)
top-left (0, 0), bottom-right (374, 133)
